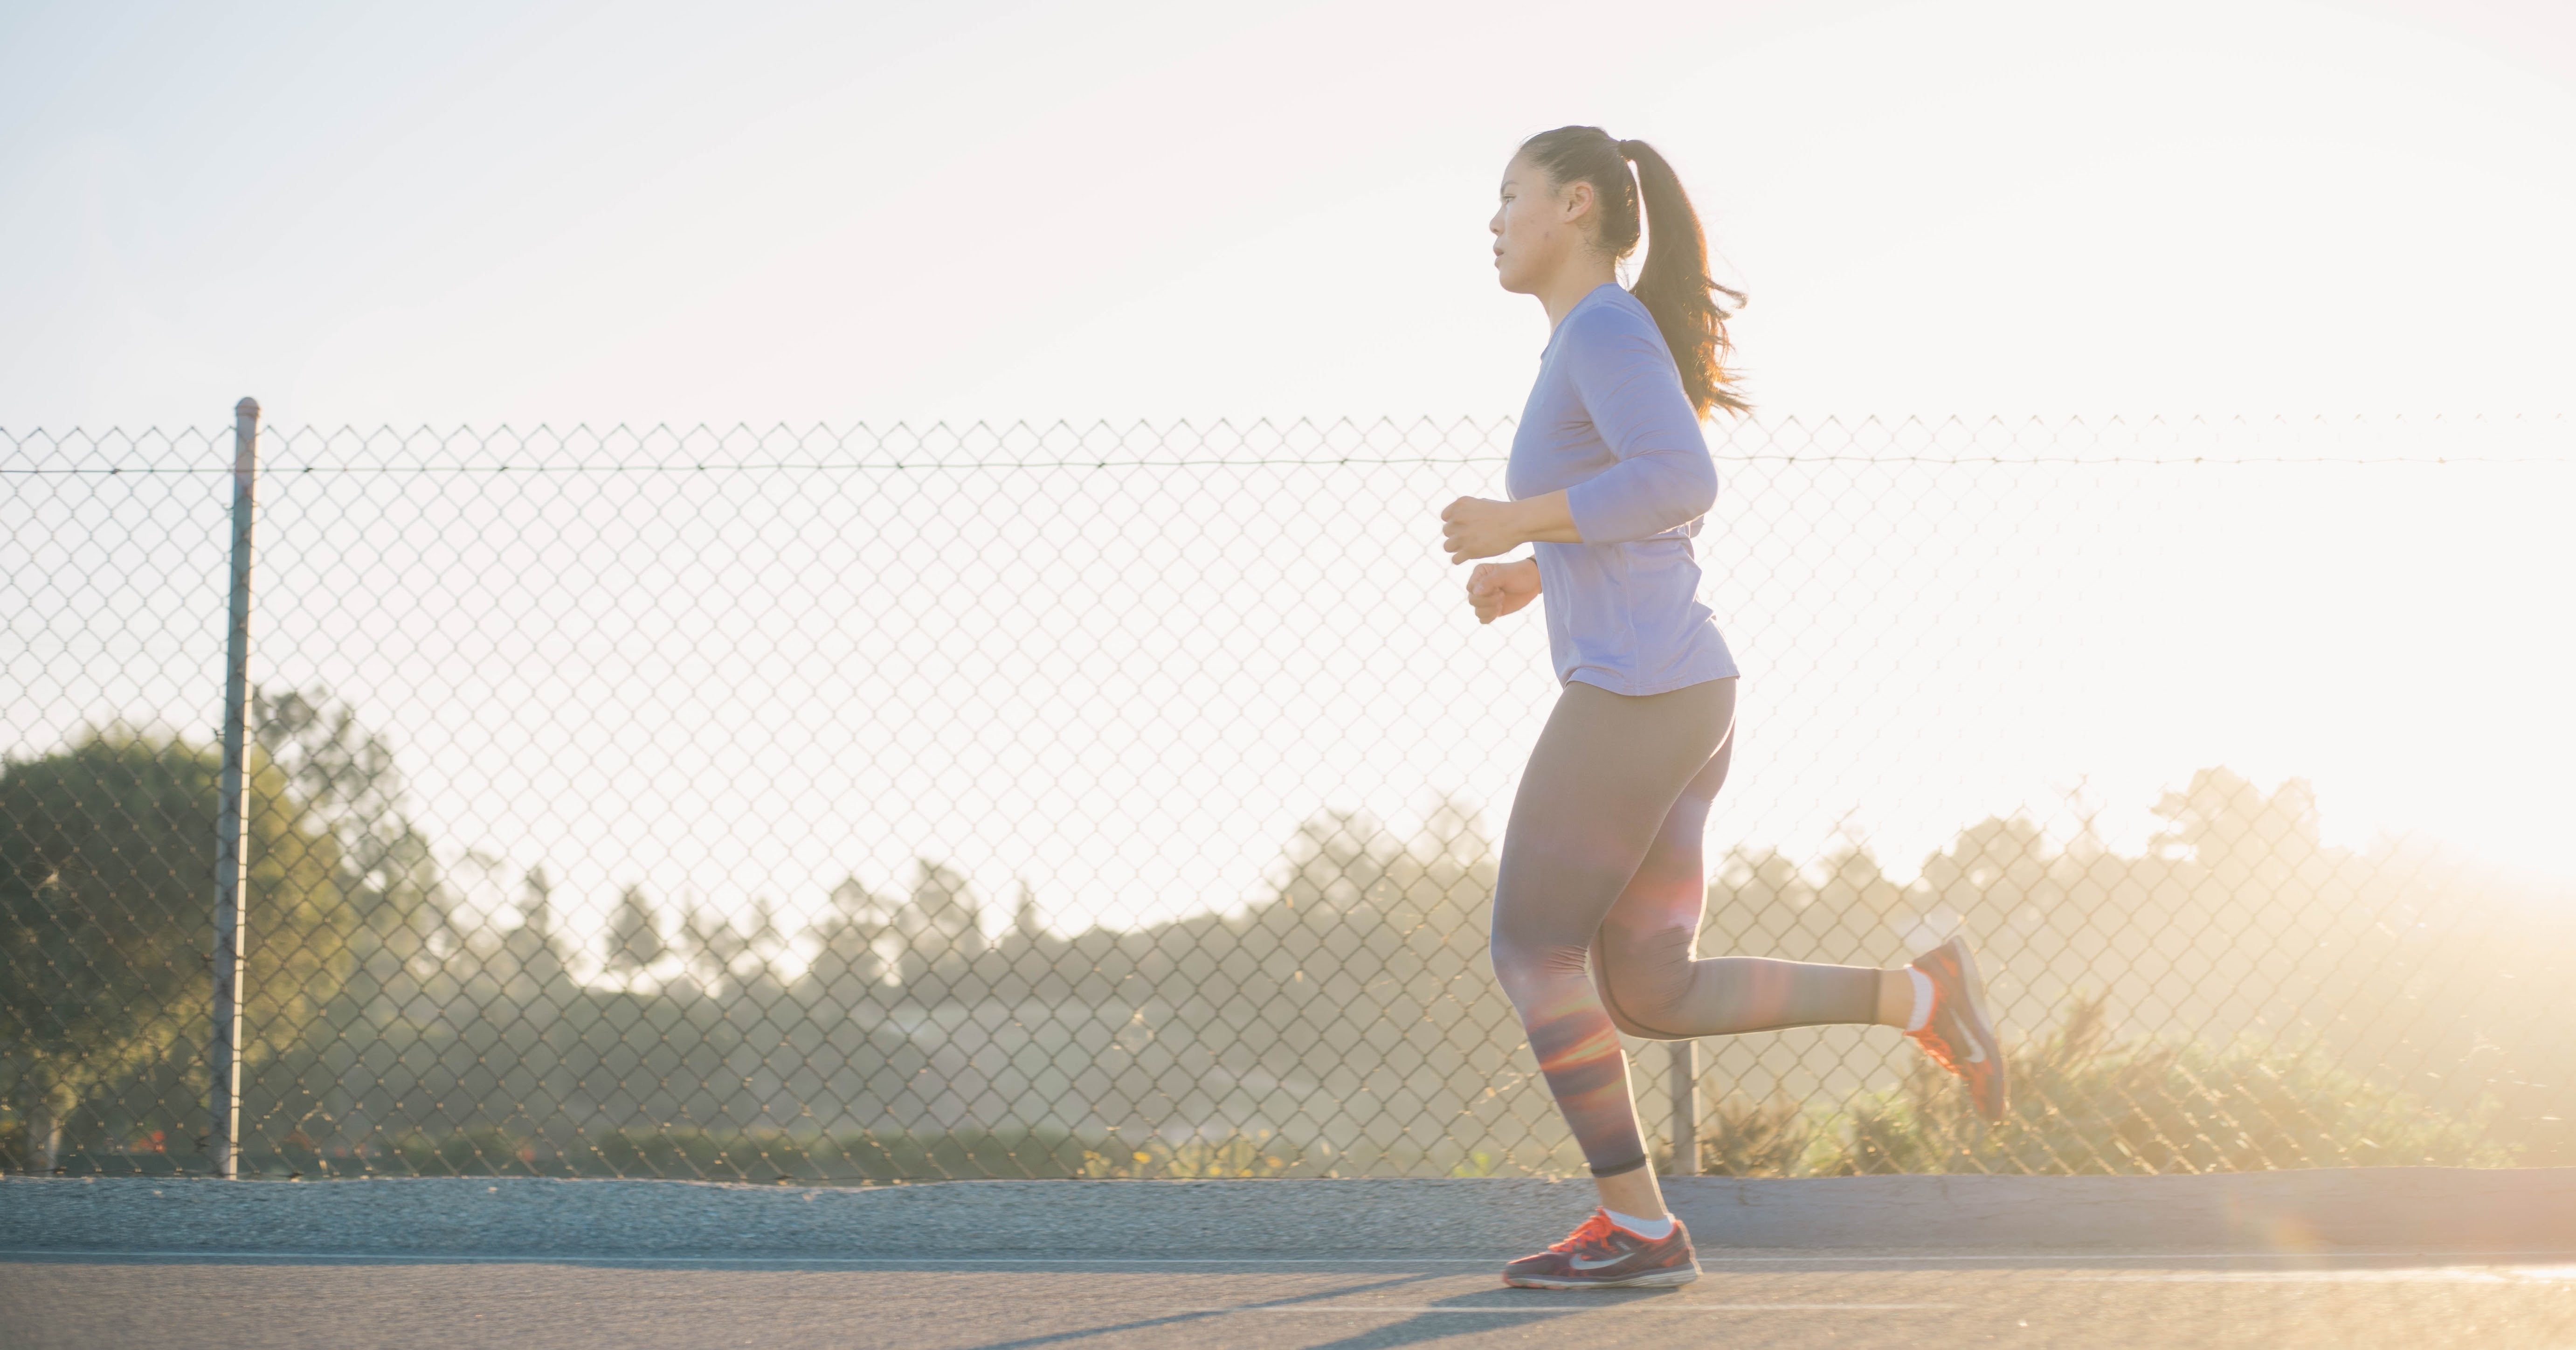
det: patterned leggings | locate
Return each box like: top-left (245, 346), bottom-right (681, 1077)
top-left (1490, 678), bottom-right (1880, 1177)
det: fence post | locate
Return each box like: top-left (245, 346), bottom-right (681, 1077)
top-left (209, 396), bottom-right (260, 1179)
top-left (1668, 1039), bottom-right (1699, 1176)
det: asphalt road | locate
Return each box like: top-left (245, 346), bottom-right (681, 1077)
top-left (8, 1251), bottom-right (2576, 1349)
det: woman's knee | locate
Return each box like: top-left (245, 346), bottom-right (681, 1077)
top-left (1594, 973), bottom-right (1679, 1039)
top-left (1490, 935), bottom-right (1589, 1020)
top-left (1491, 948), bottom-right (1545, 1013)
top-left (1593, 926), bottom-right (1694, 1038)
top-left (1594, 986), bottom-right (1671, 1040)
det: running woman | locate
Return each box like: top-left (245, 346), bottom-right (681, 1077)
top-left (1442, 126), bottom-right (2007, 1290)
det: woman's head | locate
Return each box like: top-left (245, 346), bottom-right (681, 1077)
top-left (1492, 126), bottom-right (1749, 418)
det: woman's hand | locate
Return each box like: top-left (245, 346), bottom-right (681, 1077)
top-left (1466, 558), bottom-right (1542, 624)
top-left (1442, 491), bottom-right (1580, 564)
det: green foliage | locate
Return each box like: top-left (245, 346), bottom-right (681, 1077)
top-left (1076, 1133), bottom-right (1299, 1178)
top-left (0, 727), bottom-right (348, 1168)
top-left (1447, 1149), bottom-right (1505, 1178)
top-left (1674, 995), bottom-right (2511, 1177)
top-left (13, 712), bottom-right (2565, 1179)
top-left (186, 1126), bottom-right (1310, 1182)
top-left (253, 689), bottom-right (451, 997)
top-left (1837, 993), bottom-right (2512, 1174)
top-left (1662, 1095), bottom-right (1829, 1178)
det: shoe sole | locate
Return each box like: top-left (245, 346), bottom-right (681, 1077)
top-left (1946, 937), bottom-right (2000, 1055)
top-left (1941, 935), bottom-right (2008, 1121)
top-left (1503, 1265), bottom-right (1702, 1290)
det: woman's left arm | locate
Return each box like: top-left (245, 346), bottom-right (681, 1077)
top-left (1442, 491), bottom-right (1578, 564)
top-left (1441, 310), bottom-right (1716, 564)
top-left (1556, 313), bottom-right (1716, 545)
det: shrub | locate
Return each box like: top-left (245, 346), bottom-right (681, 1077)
top-left (1674, 995), bottom-right (2511, 1177)
top-left (1833, 994), bottom-right (2511, 1174)
top-left (1661, 1095), bottom-right (1829, 1177)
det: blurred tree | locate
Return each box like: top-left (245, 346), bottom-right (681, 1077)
top-left (1703, 847), bottom-right (1819, 959)
top-left (1921, 816), bottom-right (2052, 940)
top-left (1273, 810), bottom-right (1396, 917)
top-left (253, 688), bottom-right (450, 955)
top-left (735, 898), bottom-right (789, 1002)
top-left (1012, 881), bottom-right (1043, 943)
top-left (803, 877), bottom-right (894, 1003)
top-left (249, 687), bottom-right (456, 1137)
top-left (605, 886), bottom-right (667, 978)
top-left (0, 728), bottom-right (348, 1171)
top-left (894, 860), bottom-right (984, 990)
top-left (1816, 844), bottom-right (1910, 930)
top-left (500, 865), bottom-right (566, 998)
top-left (2152, 767), bottom-right (2321, 886)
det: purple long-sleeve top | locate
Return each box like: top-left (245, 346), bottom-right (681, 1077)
top-left (1504, 284), bottom-right (1740, 695)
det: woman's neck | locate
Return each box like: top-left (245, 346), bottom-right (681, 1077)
top-left (1539, 259), bottom-right (1620, 329)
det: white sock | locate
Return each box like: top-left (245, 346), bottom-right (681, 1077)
top-left (1605, 1207), bottom-right (1674, 1239)
top-left (1905, 967), bottom-right (1935, 1032)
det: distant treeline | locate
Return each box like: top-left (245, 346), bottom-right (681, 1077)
top-left (5, 689), bottom-right (2570, 1178)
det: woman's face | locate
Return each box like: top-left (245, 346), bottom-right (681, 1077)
top-left (1489, 152), bottom-right (1593, 295)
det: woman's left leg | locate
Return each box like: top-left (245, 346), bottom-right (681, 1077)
top-left (1590, 726), bottom-right (1896, 1042)
top-left (1489, 679), bottom-right (1738, 1188)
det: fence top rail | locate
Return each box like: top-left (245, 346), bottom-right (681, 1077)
top-left (3, 413), bottom-right (2567, 475)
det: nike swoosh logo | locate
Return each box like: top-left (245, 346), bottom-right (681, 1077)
top-left (1569, 1254), bottom-right (1633, 1270)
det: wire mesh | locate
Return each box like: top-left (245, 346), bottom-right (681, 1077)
top-left (4, 414), bottom-right (2572, 1181)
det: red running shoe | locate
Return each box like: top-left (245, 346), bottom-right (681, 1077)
top-left (1501, 1209), bottom-right (1701, 1289)
top-left (1907, 934), bottom-right (2009, 1123)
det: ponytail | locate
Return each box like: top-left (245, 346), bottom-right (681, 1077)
top-left (1616, 139), bottom-right (1749, 419)
top-left (1519, 126), bottom-right (1748, 418)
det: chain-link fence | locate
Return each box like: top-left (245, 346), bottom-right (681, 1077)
top-left (6, 409), bottom-right (2572, 1182)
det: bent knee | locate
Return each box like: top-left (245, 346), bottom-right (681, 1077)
top-left (1596, 997), bottom-right (1672, 1040)
top-left (1593, 928), bottom-right (1695, 1039)
top-left (1595, 977), bottom-right (1683, 1039)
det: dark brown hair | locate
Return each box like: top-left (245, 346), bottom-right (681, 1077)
top-left (1519, 125), bottom-right (1748, 418)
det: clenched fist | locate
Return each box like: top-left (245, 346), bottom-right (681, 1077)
top-left (1465, 558), bottom-right (1541, 624)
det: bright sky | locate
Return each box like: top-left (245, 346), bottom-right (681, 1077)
top-left (6, 0), bottom-right (2574, 946)
top-left (5, 0), bottom-right (2574, 428)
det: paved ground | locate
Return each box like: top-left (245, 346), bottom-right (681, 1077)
top-left (8, 1250), bottom-right (2576, 1349)
top-left (21, 1170), bottom-right (2576, 1259)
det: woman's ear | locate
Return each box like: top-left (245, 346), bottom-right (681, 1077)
top-left (1559, 178), bottom-right (1595, 225)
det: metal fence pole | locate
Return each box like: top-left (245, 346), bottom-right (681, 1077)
top-left (209, 396), bottom-right (260, 1179)
top-left (1668, 1039), bottom-right (1699, 1176)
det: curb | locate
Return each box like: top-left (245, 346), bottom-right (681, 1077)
top-left (5, 1169), bottom-right (2572, 1259)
